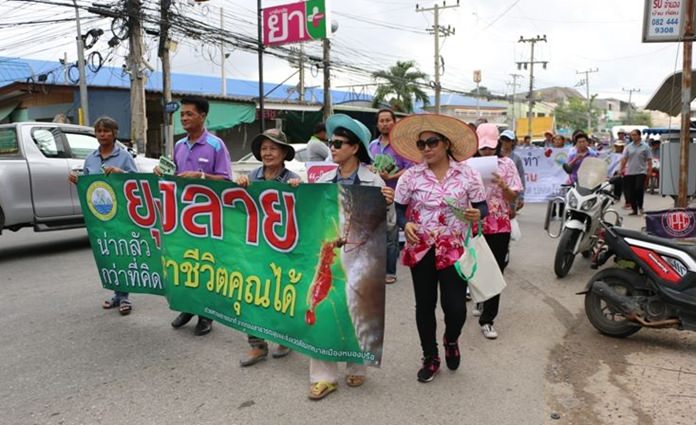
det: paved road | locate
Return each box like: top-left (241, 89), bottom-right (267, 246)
top-left (1, 193), bottom-right (694, 425)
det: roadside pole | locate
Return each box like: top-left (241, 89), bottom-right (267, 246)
top-left (677, 0), bottom-right (694, 208)
top-left (73, 0), bottom-right (89, 125)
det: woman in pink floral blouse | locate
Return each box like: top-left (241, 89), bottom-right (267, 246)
top-left (473, 124), bottom-right (523, 340)
top-left (391, 115), bottom-right (488, 383)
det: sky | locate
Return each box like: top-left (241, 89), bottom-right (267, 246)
top-left (0, 0), bottom-right (690, 107)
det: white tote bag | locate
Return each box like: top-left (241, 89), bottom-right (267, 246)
top-left (510, 218), bottom-right (522, 242)
top-left (455, 226), bottom-right (507, 303)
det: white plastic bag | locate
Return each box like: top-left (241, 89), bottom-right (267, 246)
top-left (510, 218), bottom-right (522, 242)
top-left (456, 226), bottom-right (507, 303)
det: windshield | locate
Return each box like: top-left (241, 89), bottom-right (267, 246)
top-left (577, 157), bottom-right (608, 189)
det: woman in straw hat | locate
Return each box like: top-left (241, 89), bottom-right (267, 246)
top-left (308, 113), bottom-right (395, 400)
top-left (234, 128), bottom-right (301, 367)
top-left (471, 124), bottom-right (523, 340)
top-left (390, 114), bottom-right (488, 383)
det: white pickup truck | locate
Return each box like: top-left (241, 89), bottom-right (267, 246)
top-left (0, 122), bottom-right (157, 234)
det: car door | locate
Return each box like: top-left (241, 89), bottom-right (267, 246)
top-left (23, 126), bottom-right (74, 218)
top-left (62, 130), bottom-right (100, 214)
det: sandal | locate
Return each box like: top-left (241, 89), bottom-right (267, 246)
top-left (118, 299), bottom-right (132, 316)
top-left (385, 276), bottom-right (397, 284)
top-left (308, 381), bottom-right (337, 400)
top-left (102, 298), bottom-right (120, 309)
top-left (345, 375), bottom-right (365, 387)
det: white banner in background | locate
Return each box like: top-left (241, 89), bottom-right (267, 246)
top-left (517, 147), bottom-right (570, 203)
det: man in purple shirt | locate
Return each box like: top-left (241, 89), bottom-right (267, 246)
top-left (155, 96), bottom-right (232, 336)
top-left (368, 109), bottom-right (412, 284)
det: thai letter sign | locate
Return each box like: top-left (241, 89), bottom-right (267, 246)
top-left (262, 0), bottom-right (329, 47)
top-left (643, 0), bottom-right (696, 42)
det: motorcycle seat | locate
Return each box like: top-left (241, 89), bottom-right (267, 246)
top-left (613, 227), bottom-right (696, 258)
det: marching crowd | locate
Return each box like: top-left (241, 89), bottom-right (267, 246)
top-left (69, 96), bottom-right (653, 401)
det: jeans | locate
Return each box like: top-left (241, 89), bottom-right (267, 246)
top-left (386, 224), bottom-right (399, 276)
top-left (409, 248), bottom-right (468, 357)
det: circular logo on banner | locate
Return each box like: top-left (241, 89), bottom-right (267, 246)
top-left (662, 210), bottom-right (695, 238)
top-left (554, 152), bottom-right (568, 166)
top-left (86, 181), bottom-right (117, 221)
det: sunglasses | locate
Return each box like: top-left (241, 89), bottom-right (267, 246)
top-left (416, 137), bottom-right (443, 151)
top-left (329, 139), bottom-right (355, 149)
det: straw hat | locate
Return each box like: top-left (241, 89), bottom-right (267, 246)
top-left (389, 114), bottom-right (478, 162)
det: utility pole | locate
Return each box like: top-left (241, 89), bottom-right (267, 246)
top-left (257, 0), bottom-right (265, 132)
top-left (677, 0), bottom-right (694, 208)
top-left (298, 44), bottom-right (305, 102)
top-left (622, 87), bottom-right (640, 122)
top-left (72, 0), bottom-right (89, 125)
top-left (507, 73), bottom-right (523, 132)
top-left (159, 0), bottom-right (173, 157)
top-left (128, 0), bottom-right (147, 154)
top-left (517, 35), bottom-right (547, 139)
top-left (577, 67), bottom-right (599, 132)
top-left (417, 1), bottom-right (459, 114)
top-left (221, 8), bottom-right (226, 97)
top-left (323, 38), bottom-right (332, 121)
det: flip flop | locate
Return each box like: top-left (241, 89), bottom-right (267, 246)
top-left (345, 375), bottom-right (365, 387)
top-left (118, 299), bottom-right (132, 316)
top-left (385, 276), bottom-right (397, 284)
top-left (308, 381), bottom-right (337, 400)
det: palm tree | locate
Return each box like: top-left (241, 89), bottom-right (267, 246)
top-left (371, 61), bottom-right (429, 113)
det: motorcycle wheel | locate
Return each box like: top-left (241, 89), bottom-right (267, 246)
top-left (554, 228), bottom-right (581, 278)
top-left (584, 269), bottom-right (641, 338)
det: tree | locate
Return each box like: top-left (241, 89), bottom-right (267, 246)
top-left (554, 97), bottom-right (601, 132)
top-left (629, 110), bottom-right (653, 127)
top-left (467, 86), bottom-right (492, 98)
top-left (372, 61), bottom-right (429, 113)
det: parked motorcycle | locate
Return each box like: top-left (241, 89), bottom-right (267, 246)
top-left (546, 157), bottom-right (622, 278)
top-left (579, 220), bottom-right (696, 337)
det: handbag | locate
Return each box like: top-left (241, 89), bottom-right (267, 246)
top-left (455, 224), bottom-right (507, 303)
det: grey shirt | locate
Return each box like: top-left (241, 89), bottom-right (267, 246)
top-left (249, 166), bottom-right (300, 183)
top-left (623, 141), bottom-right (651, 176)
top-left (307, 136), bottom-right (331, 162)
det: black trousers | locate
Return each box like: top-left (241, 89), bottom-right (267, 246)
top-left (409, 248), bottom-right (468, 357)
top-left (479, 233), bottom-right (511, 326)
top-left (623, 174), bottom-right (646, 212)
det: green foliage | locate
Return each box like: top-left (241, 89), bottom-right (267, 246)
top-left (554, 97), bottom-right (601, 132)
top-left (372, 61), bottom-right (429, 113)
top-left (629, 110), bottom-right (653, 127)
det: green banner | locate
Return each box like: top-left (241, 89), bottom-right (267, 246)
top-left (77, 175), bottom-right (386, 366)
top-left (77, 174), bottom-right (165, 295)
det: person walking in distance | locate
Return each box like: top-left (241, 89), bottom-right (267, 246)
top-left (154, 96), bottom-right (233, 336)
top-left (620, 129), bottom-right (652, 216)
top-left (368, 109), bottom-right (413, 284)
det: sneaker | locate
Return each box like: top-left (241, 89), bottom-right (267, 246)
top-left (473, 303), bottom-right (482, 317)
top-left (271, 344), bottom-right (291, 358)
top-left (240, 344), bottom-right (269, 367)
top-left (443, 337), bottom-right (460, 370)
top-left (481, 324), bottom-right (498, 339)
top-left (417, 356), bottom-right (441, 383)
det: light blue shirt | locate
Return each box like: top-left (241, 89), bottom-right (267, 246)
top-left (83, 143), bottom-right (137, 175)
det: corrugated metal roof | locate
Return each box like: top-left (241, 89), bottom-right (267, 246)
top-left (645, 70), bottom-right (696, 116)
